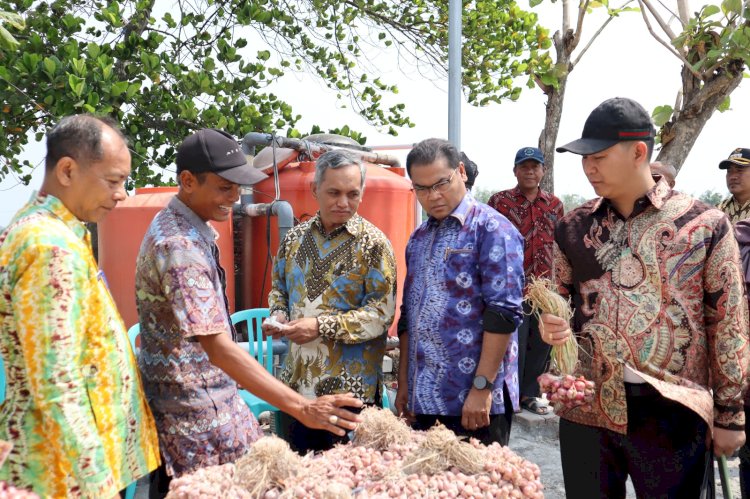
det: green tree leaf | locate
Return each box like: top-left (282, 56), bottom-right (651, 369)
top-left (0, 0), bottom-right (544, 186)
top-left (717, 95), bottom-right (731, 112)
top-left (651, 105), bottom-right (674, 127)
top-left (111, 81), bottom-right (128, 96)
top-left (0, 24), bottom-right (18, 49)
top-left (702, 5), bottom-right (721, 18)
top-left (67, 74), bottom-right (86, 97)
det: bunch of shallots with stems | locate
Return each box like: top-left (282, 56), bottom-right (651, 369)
top-left (525, 276), bottom-right (577, 375)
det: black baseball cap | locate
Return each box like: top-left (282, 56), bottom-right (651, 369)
top-left (176, 128), bottom-right (267, 185)
top-left (718, 148), bottom-right (750, 169)
top-left (556, 97), bottom-right (655, 155)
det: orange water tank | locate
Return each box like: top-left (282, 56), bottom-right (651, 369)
top-left (98, 187), bottom-right (235, 329)
top-left (242, 162), bottom-right (417, 335)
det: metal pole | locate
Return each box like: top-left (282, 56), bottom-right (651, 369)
top-left (448, 0), bottom-right (461, 150)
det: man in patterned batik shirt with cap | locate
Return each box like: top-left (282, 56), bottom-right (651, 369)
top-left (540, 97), bottom-right (749, 497)
top-left (136, 130), bottom-right (364, 495)
top-left (718, 147), bottom-right (750, 224)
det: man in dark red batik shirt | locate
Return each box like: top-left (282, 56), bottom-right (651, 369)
top-left (487, 147), bottom-right (564, 415)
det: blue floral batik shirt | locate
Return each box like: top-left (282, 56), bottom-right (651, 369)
top-left (400, 193), bottom-right (525, 416)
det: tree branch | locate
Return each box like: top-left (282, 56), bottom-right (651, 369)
top-left (637, 0), bottom-right (703, 80)
top-left (676, 0), bottom-right (690, 26)
top-left (115, 0), bottom-right (156, 80)
top-left (572, 14), bottom-right (615, 67)
top-left (572, 0), bottom-right (636, 68)
top-left (562, 0), bottom-right (571, 34)
top-left (571, 0), bottom-right (590, 50)
top-left (639, 0), bottom-right (677, 39)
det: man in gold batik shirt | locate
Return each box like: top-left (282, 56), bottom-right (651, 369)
top-left (264, 150), bottom-right (396, 454)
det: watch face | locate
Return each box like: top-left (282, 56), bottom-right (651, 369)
top-left (473, 376), bottom-right (488, 390)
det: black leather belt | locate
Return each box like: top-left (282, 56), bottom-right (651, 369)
top-left (624, 382), bottom-right (657, 397)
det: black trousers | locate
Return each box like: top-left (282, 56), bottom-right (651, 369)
top-left (278, 410), bottom-right (352, 454)
top-left (517, 302), bottom-right (551, 399)
top-left (560, 383), bottom-right (710, 499)
top-left (148, 460), bottom-right (171, 499)
top-left (279, 401), bottom-right (371, 455)
top-left (412, 383), bottom-right (515, 447)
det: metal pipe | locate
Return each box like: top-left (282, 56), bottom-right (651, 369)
top-left (448, 0), bottom-right (462, 149)
top-left (238, 200), bottom-right (294, 310)
top-left (369, 144), bottom-right (414, 151)
top-left (242, 132), bottom-right (401, 168)
top-left (242, 200), bottom-right (294, 246)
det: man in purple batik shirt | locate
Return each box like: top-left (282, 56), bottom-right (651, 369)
top-left (395, 138), bottom-right (525, 446)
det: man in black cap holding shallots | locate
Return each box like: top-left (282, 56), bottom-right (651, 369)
top-left (538, 97), bottom-right (749, 498)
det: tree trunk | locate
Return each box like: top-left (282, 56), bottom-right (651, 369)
top-left (539, 79), bottom-right (567, 194)
top-left (114, 0), bottom-right (156, 80)
top-left (656, 60), bottom-right (744, 171)
top-left (539, 28), bottom-right (576, 194)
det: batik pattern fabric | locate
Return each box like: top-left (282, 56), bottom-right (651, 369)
top-left (487, 186), bottom-right (564, 284)
top-left (135, 197), bottom-right (261, 477)
top-left (401, 193), bottom-right (525, 416)
top-left (0, 194), bottom-right (160, 497)
top-left (268, 213), bottom-right (396, 404)
top-left (554, 180), bottom-right (749, 434)
top-left (719, 196), bottom-right (750, 224)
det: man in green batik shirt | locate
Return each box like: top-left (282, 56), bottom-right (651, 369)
top-left (263, 149), bottom-right (397, 454)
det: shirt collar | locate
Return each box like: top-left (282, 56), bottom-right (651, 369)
top-left (36, 192), bottom-right (88, 240)
top-left (730, 196), bottom-right (750, 210)
top-left (168, 196), bottom-right (218, 243)
top-left (427, 192), bottom-right (474, 227)
top-left (312, 212), bottom-right (361, 238)
top-left (510, 185), bottom-right (552, 204)
top-left (590, 178), bottom-right (671, 216)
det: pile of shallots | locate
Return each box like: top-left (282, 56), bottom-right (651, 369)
top-left (538, 372), bottom-right (595, 409)
top-left (0, 482), bottom-right (39, 499)
top-left (166, 408), bottom-right (544, 498)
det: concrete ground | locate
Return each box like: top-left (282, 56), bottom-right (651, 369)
top-left (510, 408), bottom-right (741, 499)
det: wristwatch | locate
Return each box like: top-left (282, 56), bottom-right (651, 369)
top-left (472, 375), bottom-right (494, 391)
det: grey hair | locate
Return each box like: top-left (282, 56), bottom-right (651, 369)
top-left (45, 114), bottom-right (126, 171)
top-left (314, 150), bottom-right (366, 188)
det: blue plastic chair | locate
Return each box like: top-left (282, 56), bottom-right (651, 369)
top-left (0, 356), bottom-right (5, 404)
top-left (123, 326), bottom-right (140, 499)
top-left (381, 384), bottom-right (390, 410)
top-left (127, 323), bottom-right (140, 355)
top-left (230, 308), bottom-right (279, 418)
top-left (231, 308), bottom-right (274, 372)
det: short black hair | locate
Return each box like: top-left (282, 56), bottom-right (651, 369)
top-left (45, 114), bottom-right (126, 171)
top-left (461, 151), bottom-right (478, 189)
top-left (406, 138), bottom-right (460, 176)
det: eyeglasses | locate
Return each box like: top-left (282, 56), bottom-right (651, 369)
top-left (411, 169), bottom-right (457, 196)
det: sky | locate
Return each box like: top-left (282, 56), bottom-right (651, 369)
top-left (1, 1), bottom-right (747, 226)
